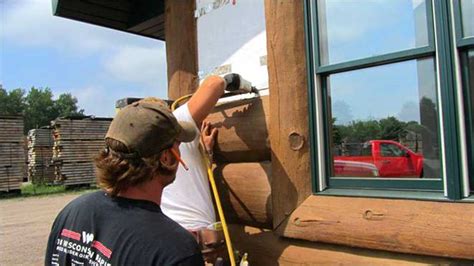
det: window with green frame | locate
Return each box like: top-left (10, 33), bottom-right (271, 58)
top-left (305, 0), bottom-right (470, 199)
top-left (454, 0), bottom-right (474, 192)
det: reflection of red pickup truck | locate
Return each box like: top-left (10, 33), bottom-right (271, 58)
top-left (334, 140), bottom-right (424, 178)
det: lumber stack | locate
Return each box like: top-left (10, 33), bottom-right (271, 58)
top-left (27, 128), bottom-right (54, 184)
top-left (0, 116), bottom-right (26, 192)
top-left (51, 117), bottom-right (112, 186)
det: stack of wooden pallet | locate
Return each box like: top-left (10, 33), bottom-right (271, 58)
top-left (51, 117), bottom-right (112, 186)
top-left (27, 128), bottom-right (54, 184)
top-left (0, 116), bottom-right (26, 192)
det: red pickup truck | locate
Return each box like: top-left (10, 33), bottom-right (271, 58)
top-left (334, 140), bottom-right (424, 178)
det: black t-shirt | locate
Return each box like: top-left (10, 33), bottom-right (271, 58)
top-left (45, 191), bottom-right (204, 266)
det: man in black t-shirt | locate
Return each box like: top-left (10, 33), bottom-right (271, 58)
top-left (45, 98), bottom-right (204, 265)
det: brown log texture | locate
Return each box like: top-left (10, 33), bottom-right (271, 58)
top-left (281, 195), bottom-right (474, 260)
top-left (229, 224), bottom-right (469, 265)
top-left (206, 96), bottom-right (270, 163)
top-left (214, 162), bottom-right (272, 228)
top-left (264, 0), bottom-right (311, 228)
top-left (165, 0), bottom-right (199, 100)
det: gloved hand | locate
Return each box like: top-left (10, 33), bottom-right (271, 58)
top-left (223, 73), bottom-right (254, 93)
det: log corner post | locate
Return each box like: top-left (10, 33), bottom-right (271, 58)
top-left (264, 0), bottom-right (312, 230)
top-left (165, 0), bottom-right (199, 100)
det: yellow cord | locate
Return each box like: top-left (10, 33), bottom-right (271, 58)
top-left (171, 94), bottom-right (193, 111)
top-left (171, 95), bottom-right (236, 266)
top-left (202, 152), bottom-right (236, 266)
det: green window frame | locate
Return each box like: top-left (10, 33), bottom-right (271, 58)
top-left (304, 0), bottom-right (470, 200)
top-left (453, 0), bottom-right (474, 193)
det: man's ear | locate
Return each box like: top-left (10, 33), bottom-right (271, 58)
top-left (160, 149), bottom-right (178, 168)
top-left (159, 149), bottom-right (171, 165)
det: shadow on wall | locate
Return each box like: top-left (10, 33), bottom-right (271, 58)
top-left (210, 96), bottom-right (274, 228)
top-left (208, 95), bottom-right (296, 233)
top-left (207, 95), bottom-right (299, 228)
top-left (209, 96), bottom-right (270, 162)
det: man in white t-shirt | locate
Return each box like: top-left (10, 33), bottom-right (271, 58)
top-left (161, 74), bottom-right (252, 261)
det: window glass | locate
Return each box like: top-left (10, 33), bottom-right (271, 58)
top-left (461, 0), bottom-right (474, 38)
top-left (317, 0), bottom-right (429, 65)
top-left (361, 143), bottom-right (373, 156)
top-left (329, 58), bottom-right (441, 179)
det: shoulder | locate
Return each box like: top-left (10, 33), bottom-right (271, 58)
top-left (56, 191), bottom-right (105, 218)
top-left (48, 192), bottom-right (104, 239)
top-left (173, 104), bottom-right (197, 126)
top-left (66, 190), bottom-right (104, 208)
top-left (173, 104), bottom-right (200, 145)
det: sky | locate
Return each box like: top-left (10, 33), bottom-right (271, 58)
top-left (0, 0), bottom-right (437, 124)
top-left (321, 0), bottom-right (426, 65)
top-left (0, 0), bottom-right (168, 117)
top-left (319, 0), bottom-right (435, 125)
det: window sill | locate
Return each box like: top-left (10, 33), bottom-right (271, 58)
top-left (277, 194), bottom-right (474, 259)
top-left (317, 188), bottom-right (448, 201)
top-left (461, 195), bottom-right (474, 202)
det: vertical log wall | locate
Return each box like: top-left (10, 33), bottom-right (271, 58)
top-left (264, 0), bottom-right (312, 228)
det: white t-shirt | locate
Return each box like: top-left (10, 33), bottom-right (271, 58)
top-left (161, 103), bottom-right (216, 230)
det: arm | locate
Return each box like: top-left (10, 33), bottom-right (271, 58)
top-left (187, 73), bottom-right (253, 125)
top-left (187, 75), bottom-right (225, 126)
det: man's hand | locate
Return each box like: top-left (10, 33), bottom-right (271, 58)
top-left (201, 121), bottom-right (218, 154)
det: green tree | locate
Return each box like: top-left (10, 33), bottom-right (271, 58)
top-left (1, 86), bottom-right (85, 133)
top-left (0, 88), bottom-right (26, 115)
top-left (405, 121), bottom-right (424, 134)
top-left (53, 93), bottom-right (85, 117)
top-left (24, 87), bottom-right (56, 132)
top-left (331, 118), bottom-right (342, 145)
top-left (379, 116), bottom-right (407, 141)
top-left (348, 120), bottom-right (381, 143)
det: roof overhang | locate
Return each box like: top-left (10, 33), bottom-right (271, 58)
top-left (52, 0), bottom-right (165, 41)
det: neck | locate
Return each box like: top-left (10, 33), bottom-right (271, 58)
top-left (117, 177), bottom-right (165, 205)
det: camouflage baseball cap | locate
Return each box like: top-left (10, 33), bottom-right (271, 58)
top-left (105, 98), bottom-right (196, 158)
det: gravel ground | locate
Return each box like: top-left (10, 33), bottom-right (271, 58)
top-left (0, 193), bottom-right (85, 265)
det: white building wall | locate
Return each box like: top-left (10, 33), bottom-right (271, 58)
top-left (196, 0), bottom-right (268, 90)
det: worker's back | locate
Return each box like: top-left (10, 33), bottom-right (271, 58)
top-left (45, 191), bottom-right (203, 265)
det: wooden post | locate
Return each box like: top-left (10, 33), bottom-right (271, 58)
top-left (165, 0), bottom-right (199, 99)
top-left (264, 0), bottom-right (312, 229)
